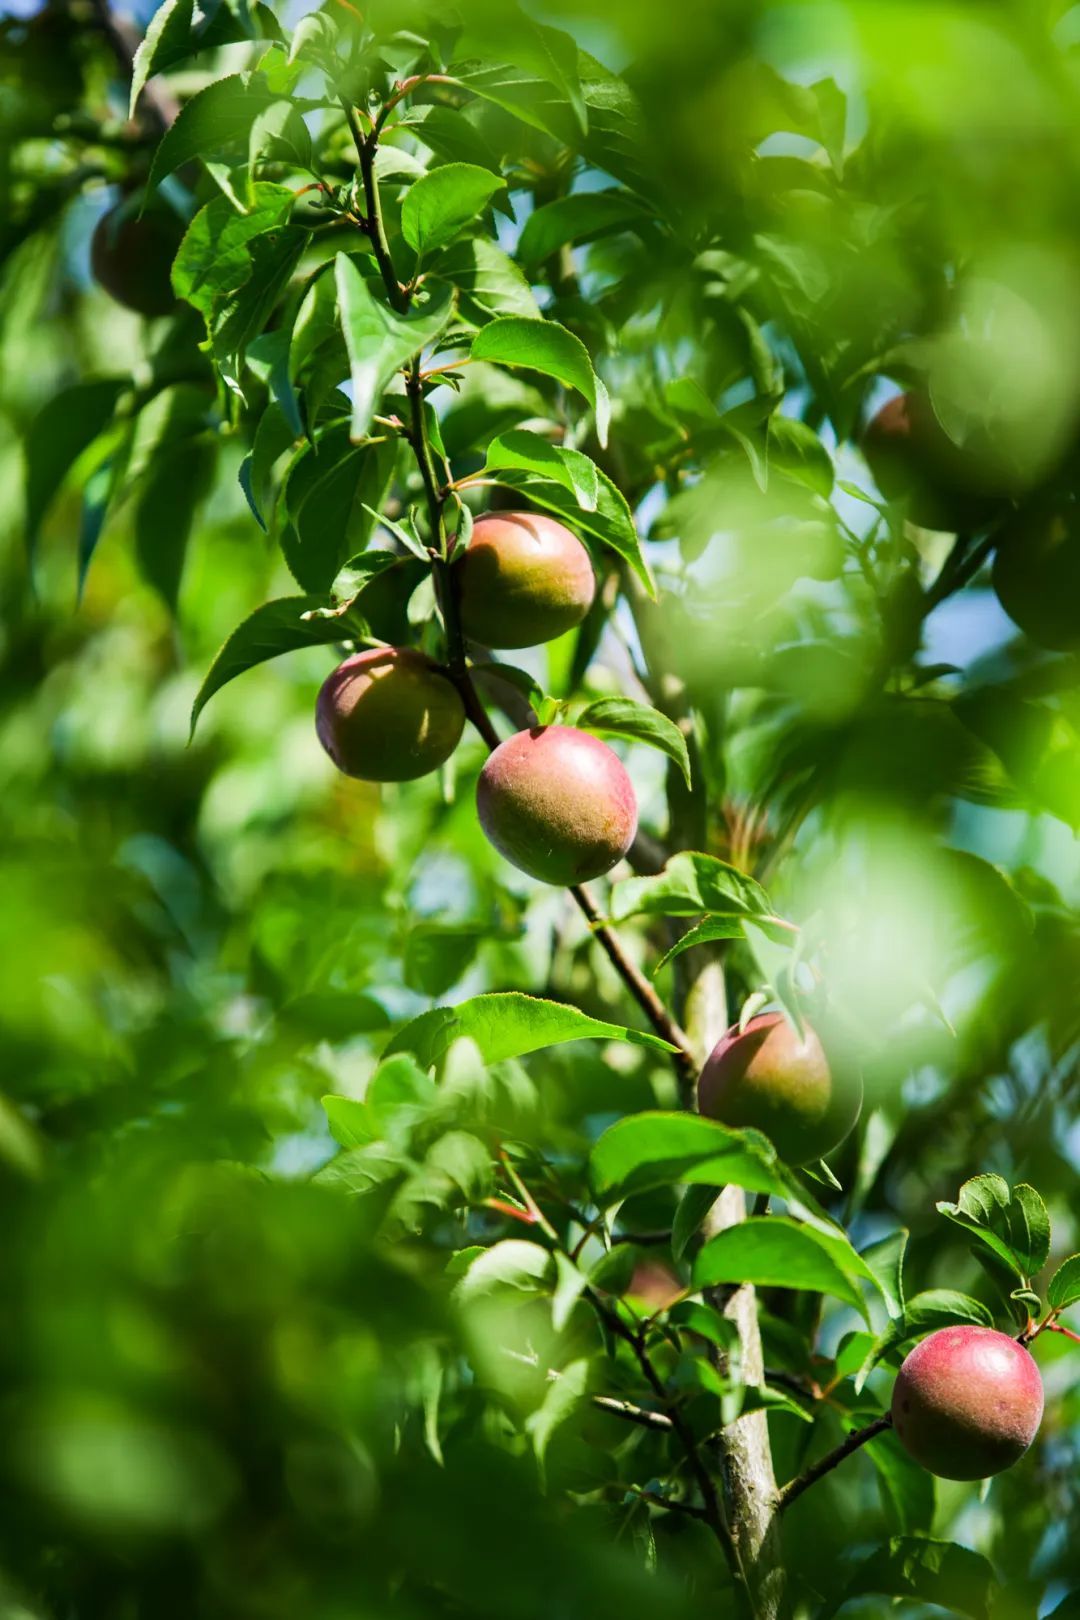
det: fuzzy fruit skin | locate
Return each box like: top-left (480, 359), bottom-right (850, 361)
top-left (90, 204), bottom-right (181, 318)
top-left (992, 502), bottom-right (1080, 650)
top-left (891, 1326), bottom-right (1043, 1480)
top-left (315, 648), bottom-right (465, 782)
top-left (476, 726), bottom-right (637, 885)
top-left (697, 1013), bottom-right (860, 1166)
top-left (862, 392), bottom-right (1001, 533)
top-left (457, 512), bottom-right (596, 649)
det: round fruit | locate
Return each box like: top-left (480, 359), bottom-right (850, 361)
top-left (697, 1013), bottom-right (860, 1166)
top-left (862, 391), bottom-right (1000, 533)
top-left (992, 502), bottom-right (1080, 650)
top-left (90, 200), bottom-right (182, 318)
top-left (457, 511), bottom-right (596, 649)
top-left (891, 1325), bottom-right (1043, 1480)
top-left (476, 726), bottom-right (637, 885)
top-left (315, 648), bottom-right (465, 782)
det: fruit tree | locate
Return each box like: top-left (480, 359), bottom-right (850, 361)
top-left (4, 2), bottom-right (1080, 1619)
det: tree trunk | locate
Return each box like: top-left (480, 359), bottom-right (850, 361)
top-left (682, 959), bottom-right (787, 1620)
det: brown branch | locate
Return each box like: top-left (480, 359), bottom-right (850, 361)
top-left (776, 1414), bottom-right (892, 1513)
top-left (570, 882), bottom-right (696, 1080)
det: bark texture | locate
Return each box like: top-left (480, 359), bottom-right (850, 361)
top-left (684, 960), bottom-right (787, 1620)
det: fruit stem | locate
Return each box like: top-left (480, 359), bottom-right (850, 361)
top-left (775, 1413), bottom-right (892, 1513)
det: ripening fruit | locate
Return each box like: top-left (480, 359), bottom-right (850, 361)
top-left (476, 726), bottom-right (637, 885)
top-left (316, 648), bottom-right (465, 782)
top-left (862, 391), bottom-right (1000, 533)
top-left (457, 512), bottom-right (596, 649)
top-left (697, 1013), bottom-right (860, 1166)
top-left (992, 502), bottom-right (1080, 650)
top-left (891, 1326), bottom-right (1043, 1480)
top-left (90, 200), bottom-right (182, 318)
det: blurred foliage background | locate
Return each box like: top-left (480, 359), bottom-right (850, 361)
top-left (4, 0), bottom-right (1080, 1616)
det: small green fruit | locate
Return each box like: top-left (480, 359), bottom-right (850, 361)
top-left (476, 726), bottom-right (637, 885)
top-left (992, 502), bottom-right (1080, 650)
top-left (316, 648), bottom-right (465, 782)
top-left (697, 1014), bottom-right (860, 1166)
top-left (90, 200), bottom-right (181, 318)
top-left (891, 1325), bottom-right (1043, 1480)
top-left (457, 511), bottom-right (596, 649)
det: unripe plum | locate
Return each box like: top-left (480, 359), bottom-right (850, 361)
top-left (316, 648), bottom-right (465, 782)
top-left (862, 391), bottom-right (1000, 533)
top-left (992, 502), bottom-right (1080, 650)
top-left (457, 511), bottom-right (596, 649)
top-left (891, 1325), bottom-right (1043, 1480)
top-left (697, 1013), bottom-right (860, 1166)
top-left (90, 201), bottom-right (182, 318)
top-left (476, 726), bottom-right (637, 885)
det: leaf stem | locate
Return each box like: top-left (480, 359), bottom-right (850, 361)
top-left (776, 1413), bottom-right (892, 1512)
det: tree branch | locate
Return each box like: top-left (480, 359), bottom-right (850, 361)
top-left (776, 1414), bottom-right (892, 1513)
top-left (587, 1290), bottom-right (748, 1598)
top-left (344, 94), bottom-right (698, 1076)
top-left (592, 1394), bottom-right (673, 1433)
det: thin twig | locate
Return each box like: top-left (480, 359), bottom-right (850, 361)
top-left (637, 1489), bottom-right (710, 1521)
top-left (776, 1414), bottom-right (892, 1512)
top-left (588, 1290), bottom-right (746, 1593)
top-left (570, 882), bottom-right (697, 1080)
top-left (592, 1394), bottom-right (673, 1433)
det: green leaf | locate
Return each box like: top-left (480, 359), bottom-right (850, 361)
top-left (958, 1172), bottom-right (1012, 1224)
top-left (189, 595), bottom-right (352, 736)
top-left (425, 1131), bottom-right (493, 1202)
top-left (281, 429), bottom-right (398, 591)
top-left (936, 1176), bottom-right (1030, 1283)
top-left (767, 414), bottom-right (834, 497)
top-left (453, 13), bottom-right (587, 138)
top-left (321, 1095), bottom-right (375, 1149)
top-left (860, 1230), bottom-right (908, 1321)
top-left (433, 237), bottom-right (541, 322)
top-left (148, 72), bottom-right (274, 188)
top-left (134, 437), bottom-right (216, 608)
top-left (526, 1357), bottom-right (592, 1472)
top-left (651, 917), bottom-right (760, 975)
top-left (129, 0), bottom-right (194, 117)
top-left (552, 1251), bottom-right (588, 1332)
top-left (1048, 1254), bottom-right (1080, 1311)
top-left (471, 317), bottom-right (608, 445)
top-left (609, 851), bottom-right (772, 924)
top-left (401, 163), bottom-right (507, 261)
top-left (247, 98), bottom-right (312, 184)
top-left (335, 254), bottom-right (453, 442)
top-left (692, 1217), bottom-right (871, 1318)
top-left (517, 190), bottom-right (646, 267)
top-left (453, 1238), bottom-right (555, 1304)
top-left (1008, 1183), bottom-right (1051, 1277)
top-left (590, 1113), bottom-right (792, 1207)
top-left (864, 1425), bottom-right (935, 1536)
top-left (403, 923), bottom-right (483, 998)
top-left (24, 379), bottom-right (126, 559)
top-left (819, 1537), bottom-right (997, 1620)
top-left (576, 697), bottom-right (691, 789)
top-left (384, 992), bottom-right (677, 1069)
top-left (485, 429), bottom-right (598, 510)
top-left (672, 1183), bottom-right (719, 1263)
